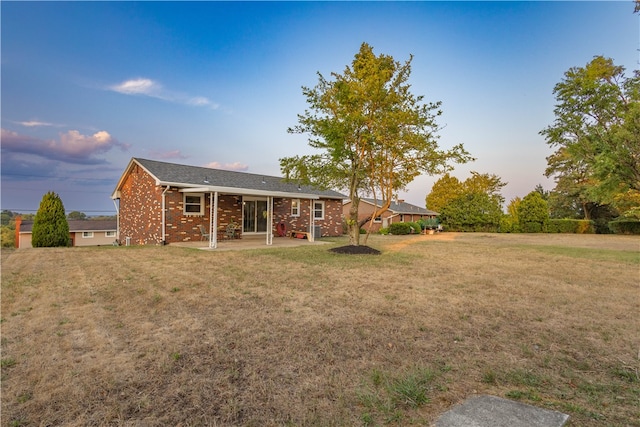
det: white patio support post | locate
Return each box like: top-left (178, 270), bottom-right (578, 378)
top-left (308, 199), bottom-right (315, 242)
top-left (266, 196), bottom-right (273, 246)
top-left (209, 191), bottom-right (218, 249)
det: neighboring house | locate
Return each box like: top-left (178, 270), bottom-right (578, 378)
top-left (111, 158), bottom-right (347, 247)
top-left (15, 218), bottom-right (117, 248)
top-left (343, 198), bottom-right (439, 233)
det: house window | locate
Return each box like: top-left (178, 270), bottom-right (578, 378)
top-left (291, 199), bottom-right (300, 217)
top-left (106, 231), bottom-right (116, 238)
top-left (374, 215), bottom-right (382, 223)
top-left (313, 201), bottom-right (325, 220)
top-left (82, 232), bottom-right (94, 238)
top-left (184, 193), bottom-right (204, 215)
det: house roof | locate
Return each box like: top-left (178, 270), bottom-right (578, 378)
top-left (19, 220), bottom-right (116, 233)
top-left (360, 198), bottom-right (439, 216)
top-left (112, 158), bottom-right (347, 200)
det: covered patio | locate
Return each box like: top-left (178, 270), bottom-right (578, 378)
top-left (170, 234), bottom-right (332, 251)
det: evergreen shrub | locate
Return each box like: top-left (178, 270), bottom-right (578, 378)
top-left (32, 191), bottom-right (70, 247)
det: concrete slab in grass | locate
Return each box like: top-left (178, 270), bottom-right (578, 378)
top-left (436, 395), bottom-right (570, 427)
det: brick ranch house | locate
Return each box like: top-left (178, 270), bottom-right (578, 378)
top-left (343, 198), bottom-right (439, 233)
top-left (15, 218), bottom-right (117, 248)
top-left (111, 158), bottom-right (346, 248)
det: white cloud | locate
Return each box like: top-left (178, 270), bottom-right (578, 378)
top-left (109, 77), bottom-right (217, 108)
top-left (18, 120), bottom-right (55, 127)
top-left (205, 161), bottom-right (249, 172)
top-left (110, 78), bottom-right (163, 97)
top-left (188, 96), bottom-right (216, 108)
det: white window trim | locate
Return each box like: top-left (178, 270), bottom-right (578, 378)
top-left (183, 193), bottom-right (205, 216)
top-left (82, 231), bottom-right (94, 238)
top-left (291, 198), bottom-right (300, 217)
top-left (374, 215), bottom-right (382, 223)
top-left (313, 200), bottom-right (325, 220)
top-left (106, 231), bottom-right (116, 237)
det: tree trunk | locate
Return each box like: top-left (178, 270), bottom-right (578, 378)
top-left (348, 197), bottom-right (361, 246)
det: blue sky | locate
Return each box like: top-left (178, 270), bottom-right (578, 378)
top-left (2, 1), bottom-right (638, 215)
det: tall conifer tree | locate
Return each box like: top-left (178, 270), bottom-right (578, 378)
top-left (32, 191), bottom-right (70, 247)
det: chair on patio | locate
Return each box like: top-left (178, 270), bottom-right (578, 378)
top-left (197, 224), bottom-right (210, 241)
top-left (225, 223), bottom-right (238, 240)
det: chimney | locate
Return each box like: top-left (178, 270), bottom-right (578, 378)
top-left (15, 216), bottom-right (22, 248)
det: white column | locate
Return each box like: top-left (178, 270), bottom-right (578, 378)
top-left (266, 196), bottom-right (273, 245)
top-left (209, 192), bottom-right (218, 249)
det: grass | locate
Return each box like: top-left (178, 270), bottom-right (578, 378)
top-left (1, 233), bottom-right (639, 426)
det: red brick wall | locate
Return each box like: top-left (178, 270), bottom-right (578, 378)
top-left (164, 191), bottom-right (241, 243)
top-left (118, 164), bottom-right (164, 245)
top-left (273, 198), bottom-right (343, 237)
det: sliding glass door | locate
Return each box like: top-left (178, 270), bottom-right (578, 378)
top-left (242, 198), bottom-right (268, 233)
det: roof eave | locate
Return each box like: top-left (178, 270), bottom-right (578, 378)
top-left (179, 185), bottom-right (325, 199)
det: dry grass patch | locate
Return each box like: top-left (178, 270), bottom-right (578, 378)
top-left (1, 233), bottom-right (638, 426)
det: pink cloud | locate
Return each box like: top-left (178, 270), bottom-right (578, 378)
top-left (1, 128), bottom-right (130, 164)
top-left (147, 149), bottom-right (188, 160)
top-left (204, 161), bottom-right (249, 172)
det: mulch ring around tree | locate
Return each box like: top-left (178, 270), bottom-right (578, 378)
top-left (329, 245), bottom-right (381, 255)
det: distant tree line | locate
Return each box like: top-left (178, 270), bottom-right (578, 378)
top-left (422, 55), bottom-right (639, 235)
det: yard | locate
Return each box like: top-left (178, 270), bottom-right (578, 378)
top-left (1, 233), bottom-right (638, 426)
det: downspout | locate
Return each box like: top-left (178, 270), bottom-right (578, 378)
top-left (112, 199), bottom-right (120, 244)
top-left (309, 199), bottom-right (315, 243)
top-left (387, 213), bottom-right (400, 225)
top-left (161, 186), bottom-right (170, 245)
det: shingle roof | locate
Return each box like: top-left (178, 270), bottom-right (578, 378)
top-left (360, 198), bottom-right (439, 216)
top-left (19, 220), bottom-right (116, 233)
top-left (115, 158), bottom-right (346, 200)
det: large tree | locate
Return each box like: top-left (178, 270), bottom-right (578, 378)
top-left (425, 173), bottom-right (464, 213)
top-left (518, 191), bottom-right (550, 233)
top-left (32, 191), bottom-right (70, 247)
top-left (541, 56), bottom-right (640, 218)
top-left (281, 42), bottom-right (472, 245)
top-left (439, 192), bottom-right (503, 232)
top-left (428, 172), bottom-right (506, 232)
top-left (427, 172), bottom-right (506, 212)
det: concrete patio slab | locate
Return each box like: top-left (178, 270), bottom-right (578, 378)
top-left (171, 236), bottom-right (330, 251)
top-left (436, 395), bottom-right (569, 427)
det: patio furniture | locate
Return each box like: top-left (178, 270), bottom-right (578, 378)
top-left (197, 224), bottom-right (210, 241)
top-left (225, 224), bottom-right (239, 240)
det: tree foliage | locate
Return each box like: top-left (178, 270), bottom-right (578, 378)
top-left (439, 192), bottom-right (503, 232)
top-left (541, 56), bottom-right (640, 218)
top-left (427, 171), bottom-right (506, 231)
top-left (67, 211), bottom-right (87, 220)
top-left (518, 191), bottom-right (549, 233)
top-left (32, 192), bottom-right (70, 247)
top-left (281, 42), bottom-right (472, 245)
top-left (425, 173), bottom-right (464, 213)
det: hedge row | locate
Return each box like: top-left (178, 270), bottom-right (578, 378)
top-left (608, 220), bottom-right (640, 235)
top-left (547, 219), bottom-right (595, 234)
